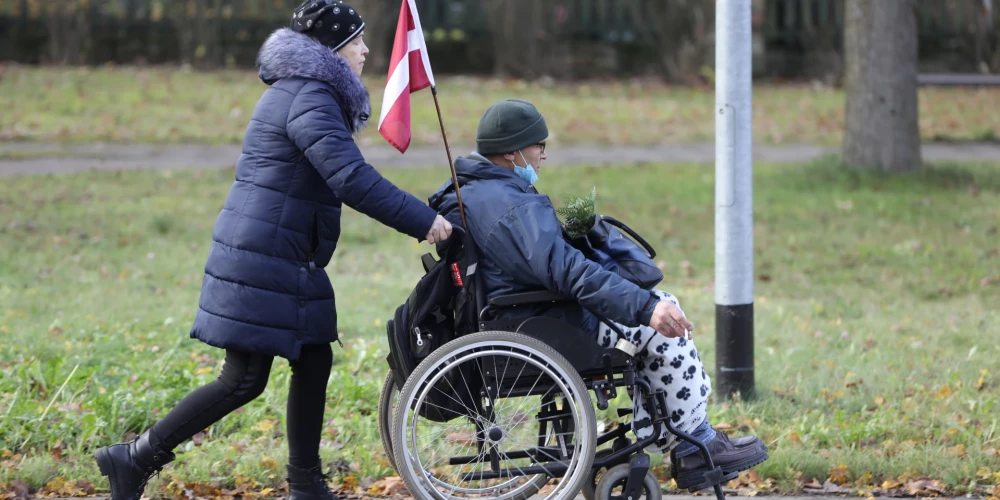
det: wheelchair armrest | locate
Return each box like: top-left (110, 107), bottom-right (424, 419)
top-left (488, 290), bottom-right (575, 307)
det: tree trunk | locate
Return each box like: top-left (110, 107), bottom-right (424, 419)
top-left (842, 0), bottom-right (922, 173)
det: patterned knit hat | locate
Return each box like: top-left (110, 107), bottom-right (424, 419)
top-left (290, 0), bottom-right (365, 51)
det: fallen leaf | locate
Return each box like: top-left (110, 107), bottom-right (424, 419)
top-left (366, 476), bottom-right (405, 497)
top-left (882, 478), bottom-right (904, 489)
top-left (802, 478), bottom-right (823, 489)
top-left (816, 479), bottom-right (850, 494)
top-left (341, 475), bottom-right (358, 491)
top-left (49, 439), bottom-right (64, 460)
top-left (947, 444), bottom-right (967, 458)
top-left (976, 467), bottom-right (993, 480)
top-left (854, 472), bottom-right (873, 487)
top-left (906, 479), bottom-right (927, 496)
top-left (254, 419), bottom-right (277, 432)
top-left (258, 456), bottom-right (279, 470)
top-left (73, 480), bottom-right (95, 496)
top-left (924, 479), bottom-right (947, 496)
top-left (828, 464), bottom-right (850, 485)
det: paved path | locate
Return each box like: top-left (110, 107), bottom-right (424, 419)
top-left (1, 141), bottom-right (998, 177)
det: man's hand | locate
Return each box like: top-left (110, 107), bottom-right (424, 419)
top-left (425, 215), bottom-right (453, 244)
top-left (649, 301), bottom-right (694, 339)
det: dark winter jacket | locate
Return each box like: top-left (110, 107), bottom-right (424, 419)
top-left (189, 28), bottom-right (438, 360)
top-left (428, 154), bottom-right (658, 337)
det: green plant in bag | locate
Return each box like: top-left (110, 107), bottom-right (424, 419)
top-left (556, 187), bottom-right (598, 239)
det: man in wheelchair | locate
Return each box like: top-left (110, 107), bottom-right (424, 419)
top-left (426, 99), bottom-right (768, 489)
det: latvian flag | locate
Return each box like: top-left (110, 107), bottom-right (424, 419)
top-left (378, 0), bottom-right (436, 153)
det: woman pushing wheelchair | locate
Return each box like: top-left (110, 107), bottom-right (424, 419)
top-left (93, 2), bottom-right (450, 500)
top-left (426, 99), bottom-right (769, 490)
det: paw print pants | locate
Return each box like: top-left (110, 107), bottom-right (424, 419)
top-left (597, 289), bottom-right (712, 453)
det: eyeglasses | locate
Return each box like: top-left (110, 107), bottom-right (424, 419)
top-left (535, 142), bottom-right (546, 153)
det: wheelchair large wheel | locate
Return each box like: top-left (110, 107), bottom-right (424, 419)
top-left (392, 331), bottom-right (597, 500)
top-left (378, 370), bottom-right (399, 470)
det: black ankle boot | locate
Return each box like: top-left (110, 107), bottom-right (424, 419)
top-left (671, 432), bottom-right (769, 491)
top-left (287, 461), bottom-right (340, 500)
top-left (94, 430), bottom-right (176, 500)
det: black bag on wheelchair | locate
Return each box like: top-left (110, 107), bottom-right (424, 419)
top-left (385, 229), bottom-right (480, 423)
top-left (567, 215), bottom-right (663, 290)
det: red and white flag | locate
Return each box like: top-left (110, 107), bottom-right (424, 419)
top-left (378, 0), bottom-right (436, 153)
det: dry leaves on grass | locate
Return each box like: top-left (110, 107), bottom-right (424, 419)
top-left (0, 481), bottom-right (30, 500)
top-left (827, 464), bottom-right (850, 485)
top-left (725, 469), bottom-right (777, 496)
top-left (726, 469), bottom-right (776, 492)
top-left (366, 476), bottom-right (408, 497)
top-left (164, 477), bottom-right (277, 500)
top-left (0, 451), bottom-right (24, 471)
top-left (799, 470), bottom-right (979, 498)
top-left (33, 478), bottom-right (96, 498)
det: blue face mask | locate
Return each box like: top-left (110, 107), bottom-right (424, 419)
top-left (513, 151), bottom-right (539, 185)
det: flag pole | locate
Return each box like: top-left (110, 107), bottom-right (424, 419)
top-left (431, 86), bottom-right (467, 228)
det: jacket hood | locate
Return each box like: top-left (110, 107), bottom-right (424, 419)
top-left (428, 154), bottom-right (533, 212)
top-left (257, 28), bottom-right (371, 132)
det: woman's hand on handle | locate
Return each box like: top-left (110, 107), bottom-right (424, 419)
top-left (425, 215), bottom-right (453, 244)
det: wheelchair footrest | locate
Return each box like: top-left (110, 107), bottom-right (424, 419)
top-left (675, 466), bottom-right (730, 493)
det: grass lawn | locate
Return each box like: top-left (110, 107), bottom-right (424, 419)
top-left (1, 66), bottom-right (999, 148)
top-left (1, 159), bottom-right (999, 498)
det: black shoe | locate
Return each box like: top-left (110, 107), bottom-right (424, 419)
top-left (724, 432), bottom-right (761, 448)
top-left (94, 431), bottom-right (176, 500)
top-left (287, 461), bottom-right (340, 500)
top-left (671, 432), bottom-right (769, 491)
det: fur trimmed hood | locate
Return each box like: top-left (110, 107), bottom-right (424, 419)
top-left (256, 28), bottom-right (371, 132)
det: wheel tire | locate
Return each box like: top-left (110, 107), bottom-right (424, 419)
top-left (392, 331), bottom-right (597, 500)
top-left (581, 449), bottom-right (616, 500)
top-left (377, 370), bottom-right (398, 470)
top-left (595, 463), bottom-right (662, 500)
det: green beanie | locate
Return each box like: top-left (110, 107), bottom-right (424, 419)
top-left (476, 99), bottom-right (549, 156)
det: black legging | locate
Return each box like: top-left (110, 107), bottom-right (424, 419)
top-left (148, 344), bottom-right (332, 469)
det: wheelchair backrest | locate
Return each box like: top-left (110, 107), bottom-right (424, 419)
top-left (384, 229), bottom-right (484, 371)
top-left (384, 228), bottom-right (487, 423)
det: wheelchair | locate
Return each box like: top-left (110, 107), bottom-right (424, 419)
top-left (377, 229), bottom-right (733, 500)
